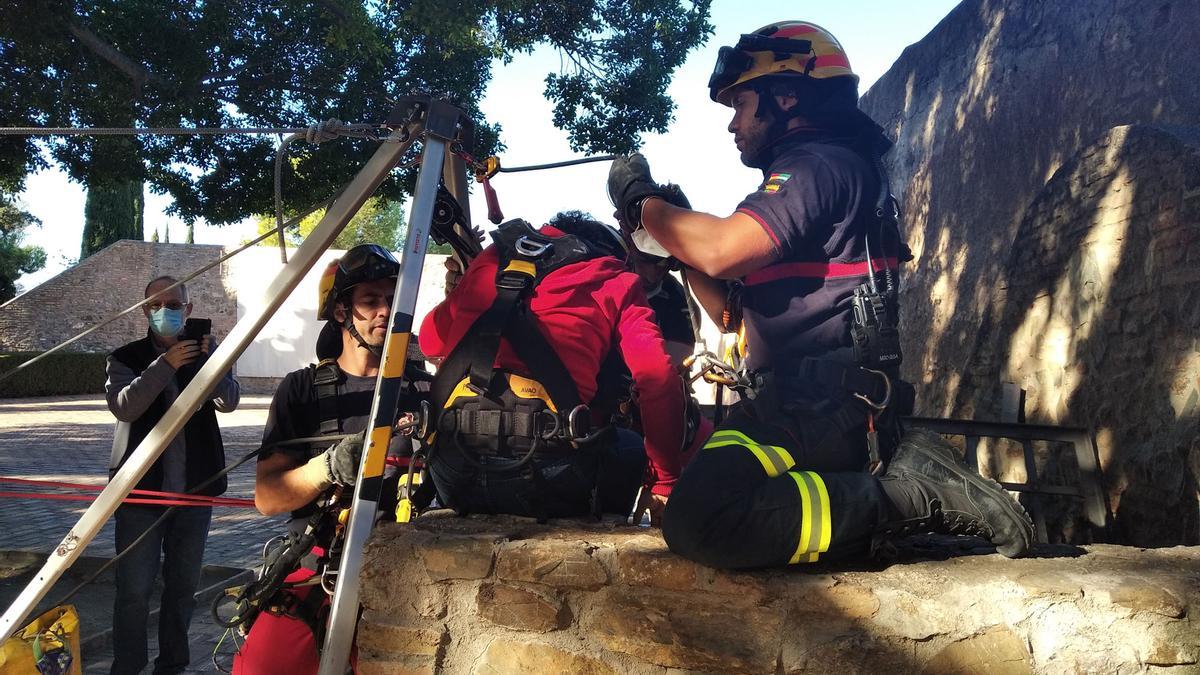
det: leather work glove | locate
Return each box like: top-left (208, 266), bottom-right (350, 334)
top-left (323, 431), bottom-right (366, 487)
top-left (607, 153), bottom-right (692, 234)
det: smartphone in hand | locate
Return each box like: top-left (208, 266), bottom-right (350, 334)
top-left (182, 318), bottom-right (212, 343)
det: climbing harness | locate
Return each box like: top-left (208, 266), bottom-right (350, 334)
top-left (422, 218), bottom-right (619, 521)
top-left (0, 99), bottom-right (625, 675)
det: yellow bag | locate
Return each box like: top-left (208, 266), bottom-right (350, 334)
top-left (0, 605), bottom-right (82, 675)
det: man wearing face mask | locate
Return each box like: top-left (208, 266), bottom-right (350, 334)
top-left (104, 275), bottom-right (240, 675)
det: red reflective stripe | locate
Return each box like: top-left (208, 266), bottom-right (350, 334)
top-left (744, 257), bottom-right (898, 286)
top-left (813, 53), bottom-right (851, 69)
top-left (736, 207), bottom-right (781, 249)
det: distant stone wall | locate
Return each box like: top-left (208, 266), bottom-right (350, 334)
top-left (962, 125), bottom-right (1200, 546)
top-left (0, 241), bottom-right (236, 353)
top-left (357, 517), bottom-right (1200, 674)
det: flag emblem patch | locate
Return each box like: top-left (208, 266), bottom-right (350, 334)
top-left (763, 173), bottom-right (791, 193)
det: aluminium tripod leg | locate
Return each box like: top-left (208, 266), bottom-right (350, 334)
top-left (0, 124), bottom-right (419, 639)
top-left (318, 100), bottom-right (469, 675)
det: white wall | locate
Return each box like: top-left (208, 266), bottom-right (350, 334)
top-left (231, 248), bottom-right (449, 377)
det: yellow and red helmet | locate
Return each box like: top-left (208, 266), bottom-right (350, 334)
top-left (708, 21), bottom-right (858, 106)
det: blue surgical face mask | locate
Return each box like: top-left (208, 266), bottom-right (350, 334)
top-left (149, 307), bottom-right (185, 337)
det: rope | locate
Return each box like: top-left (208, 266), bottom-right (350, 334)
top-left (0, 492), bottom-right (256, 507)
top-left (50, 447), bottom-right (262, 608)
top-left (0, 126), bottom-right (363, 136)
top-left (498, 154), bottom-right (617, 173)
top-left (0, 476), bottom-right (256, 507)
top-left (0, 194), bottom-right (334, 387)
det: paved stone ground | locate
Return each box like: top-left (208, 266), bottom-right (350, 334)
top-left (0, 394), bottom-right (285, 673)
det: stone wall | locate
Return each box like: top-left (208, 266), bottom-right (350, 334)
top-left (357, 517), bottom-right (1200, 674)
top-left (859, 0), bottom-right (1200, 416)
top-left (858, 0), bottom-right (1200, 544)
top-left (0, 241), bottom-right (236, 353)
top-left (960, 125), bottom-right (1200, 547)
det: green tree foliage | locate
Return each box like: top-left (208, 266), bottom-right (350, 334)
top-left (0, 201), bottom-right (48, 302)
top-left (80, 174), bottom-right (144, 258)
top-left (254, 196), bottom-right (407, 250)
top-left (0, 0), bottom-right (713, 230)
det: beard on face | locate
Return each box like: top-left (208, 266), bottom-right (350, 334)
top-left (736, 110), bottom-right (776, 168)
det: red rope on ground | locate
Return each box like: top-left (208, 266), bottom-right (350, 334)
top-left (0, 476), bottom-right (257, 507)
top-left (0, 491), bottom-right (257, 507)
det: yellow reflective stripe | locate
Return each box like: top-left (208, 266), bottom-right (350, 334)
top-left (704, 430), bottom-right (796, 477)
top-left (787, 471), bottom-right (832, 564)
top-left (789, 472), bottom-right (814, 564)
top-left (810, 472), bottom-right (833, 553)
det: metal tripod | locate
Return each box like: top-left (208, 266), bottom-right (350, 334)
top-left (0, 95), bottom-right (478, 675)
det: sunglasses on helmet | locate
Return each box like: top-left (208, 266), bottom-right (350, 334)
top-left (707, 35), bottom-right (814, 101)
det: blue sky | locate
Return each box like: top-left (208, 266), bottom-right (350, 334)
top-left (13, 0), bottom-right (961, 291)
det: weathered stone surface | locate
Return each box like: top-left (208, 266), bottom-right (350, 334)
top-left (495, 539), bottom-right (608, 590)
top-left (476, 582), bottom-right (568, 632)
top-left (471, 639), bottom-right (616, 675)
top-left (361, 518), bottom-right (1200, 674)
top-left (586, 587), bottom-right (785, 673)
top-left (415, 532), bottom-right (503, 581)
top-left (356, 613), bottom-right (444, 659)
top-left (922, 628), bottom-right (1032, 675)
top-left (356, 656), bottom-right (436, 675)
top-left (615, 536), bottom-right (699, 591)
top-left (859, 0), bottom-right (1200, 545)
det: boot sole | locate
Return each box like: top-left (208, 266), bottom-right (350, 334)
top-left (899, 430), bottom-right (1035, 558)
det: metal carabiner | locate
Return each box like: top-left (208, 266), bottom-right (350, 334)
top-left (514, 235), bottom-right (552, 258)
top-left (566, 404), bottom-right (591, 441)
top-left (853, 368), bottom-right (893, 411)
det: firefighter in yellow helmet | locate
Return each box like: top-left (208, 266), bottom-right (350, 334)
top-left (608, 21), bottom-right (1034, 568)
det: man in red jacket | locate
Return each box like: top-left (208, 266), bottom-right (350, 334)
top-left (419, 212), bottom-right (689, 523)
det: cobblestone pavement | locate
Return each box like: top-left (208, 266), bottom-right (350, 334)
top-left (0, 394), bottom-right (287, 673)
top-left (0, 394), bottom-right (284, 568)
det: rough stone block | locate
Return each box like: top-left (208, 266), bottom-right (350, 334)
top-left (922, 627), bottom-right (1032, 675)
top-left (615, 537), bottom-right (699, 591)
top-left (356, 613), bottom-right (444, 659)
top-left (471, 639), bottom-right (616, 675)
top-left (495, 539), bottom-right (608, 590)
top-left (586, 587), bottom-right (785, 673)
top-left (356, 654), bottom-right (436, 675)
top-left (476, 582), bottom-right (569, 632)
top-left (415, 532), bottom-right (502, 581)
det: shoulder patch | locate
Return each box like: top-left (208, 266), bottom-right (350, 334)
top-left (762, 172), bottom-right (791, 193)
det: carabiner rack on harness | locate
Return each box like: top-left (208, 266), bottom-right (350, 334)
top-left (684, 351), bottom-right (758, 398)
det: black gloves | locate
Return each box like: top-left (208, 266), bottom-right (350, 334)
top-left (324, 431), bottom-right (366, 487)
top-left (607, 153), bottom-right (691, 234)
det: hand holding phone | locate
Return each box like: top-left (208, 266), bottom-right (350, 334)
top-left (182, 318), bottom-right (212, 343)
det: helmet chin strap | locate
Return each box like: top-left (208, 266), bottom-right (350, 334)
top-left (345, 319), bottom-right (384, 357)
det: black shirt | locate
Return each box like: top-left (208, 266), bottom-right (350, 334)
top-left (734, 129), bottom-right (897, 371)
top-left (259, 365), bottom-right (416, 520)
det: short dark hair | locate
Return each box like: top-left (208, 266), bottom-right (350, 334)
top-left (145, 275), bottom-right (188, 302)
top-left (549, 211), bottom-right (626, 260)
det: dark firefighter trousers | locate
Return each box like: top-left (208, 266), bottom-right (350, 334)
top-left (662, 378), bottom-right (901, 569)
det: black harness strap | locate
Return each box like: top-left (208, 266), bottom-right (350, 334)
top-left (430, 218), bottom-right (597, 415)
top-left (312, 359), bottom-right (342, 437)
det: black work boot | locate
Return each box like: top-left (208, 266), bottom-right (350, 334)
top-left (878, 428), bottom-right (1034, 558)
